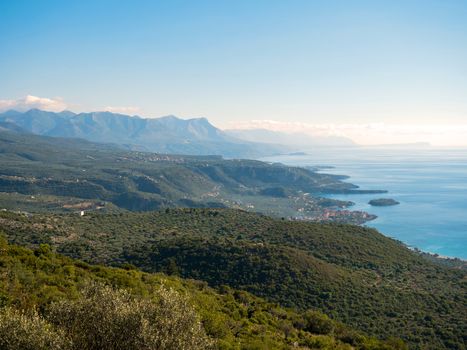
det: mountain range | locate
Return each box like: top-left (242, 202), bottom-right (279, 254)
top-left (0, 109), bottom-right (287, 158)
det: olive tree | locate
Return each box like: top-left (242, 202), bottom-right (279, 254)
top-left (0, 307), bottom-right (70, 350)
top-left (46, 282), bottom-right (213, 350)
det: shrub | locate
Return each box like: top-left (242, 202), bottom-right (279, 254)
top-left (304, 310), bottom-right (335, 335)
top-left (0, 307), bottom-right (70, 350)
top-left (46, 282), bottom-right (213, 350)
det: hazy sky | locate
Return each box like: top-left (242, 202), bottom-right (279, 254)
top-left (1, 0), bottom-right (467, 145)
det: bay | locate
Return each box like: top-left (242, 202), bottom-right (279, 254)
top-left (261, 147), bottom-right (467, 259)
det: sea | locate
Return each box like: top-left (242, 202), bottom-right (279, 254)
top-left (261, 147), bottom-right (467, 260)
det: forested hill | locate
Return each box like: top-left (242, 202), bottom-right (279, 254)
top-left (0, 236), bottom-right (405, 349)
top-left (0, 130), bottom-right (381, 222)
top-left (1, 209), bottom-right (465, 349)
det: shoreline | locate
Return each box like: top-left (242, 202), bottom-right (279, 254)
top-left (314, 168), bottom-right (466, 263)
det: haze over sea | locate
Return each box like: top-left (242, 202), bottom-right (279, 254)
top-left (262, 148), bottom-right (467, 260)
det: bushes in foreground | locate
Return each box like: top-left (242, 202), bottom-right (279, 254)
top-left (0, 283), bottom-right (212, 350)
top-left (0, 308), bottom-right (69, 350)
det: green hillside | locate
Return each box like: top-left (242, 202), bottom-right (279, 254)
top-left (0, 235), bottom-right (403, 350)
top-left (0, 131), bottom-right (380, 223)
top-left (1, 209), bottom-right (465, 349)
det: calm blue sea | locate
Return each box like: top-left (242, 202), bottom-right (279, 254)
top-left (261, 148), bottom-right (467, 259)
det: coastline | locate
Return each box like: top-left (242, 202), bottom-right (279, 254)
top-left (260, 150), bottom-right (466, 261)
top-left (317, 178), bottom-right (466, 266)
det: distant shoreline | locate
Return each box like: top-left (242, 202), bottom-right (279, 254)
top-left (310, 165), bottom-right (466, 263)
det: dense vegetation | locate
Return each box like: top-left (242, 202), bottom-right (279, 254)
top-left (0, 130), bottom-right (380, 222)
top-left (1, 209), bottom-right (465, 349)
top-left (0, 236), bottom-right (403, 349)
top-left (0, 282), bottom-right (212, 350)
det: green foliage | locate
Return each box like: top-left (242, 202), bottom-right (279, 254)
top-left (0, 283), bottom-right (211, 350)
top-left (303, 311), bottom-right (335, 335)
top-left (1, 209), bottom-right (464, 349)
top-left (0, 307), bottom-right (70, 350)
top-left (47, 282), bottom-right (213, 350)
top-left (0, 238), bottom-right (399, 349)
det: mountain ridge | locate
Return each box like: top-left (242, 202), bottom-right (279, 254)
top-left (0, 109), bottom-right (288, 158)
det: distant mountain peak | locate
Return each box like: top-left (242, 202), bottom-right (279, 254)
top-left (59, 110), bottom-right (77, 117)
top-left (0, 109), bottom-right (286, 158)
top-left (158, 114), bottom-right (178, 119)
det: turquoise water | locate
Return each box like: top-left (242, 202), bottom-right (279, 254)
top-left (261, 148), bottom-right (467, 259)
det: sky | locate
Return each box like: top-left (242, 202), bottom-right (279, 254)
top-left (1, 0), bottom-right (467, 145)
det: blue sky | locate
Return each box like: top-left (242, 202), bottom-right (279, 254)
top-left (1, 0), bottom-right (467, 144)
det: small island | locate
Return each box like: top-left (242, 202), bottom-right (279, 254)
top-left (368, 198), bottom-right (400, 207)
